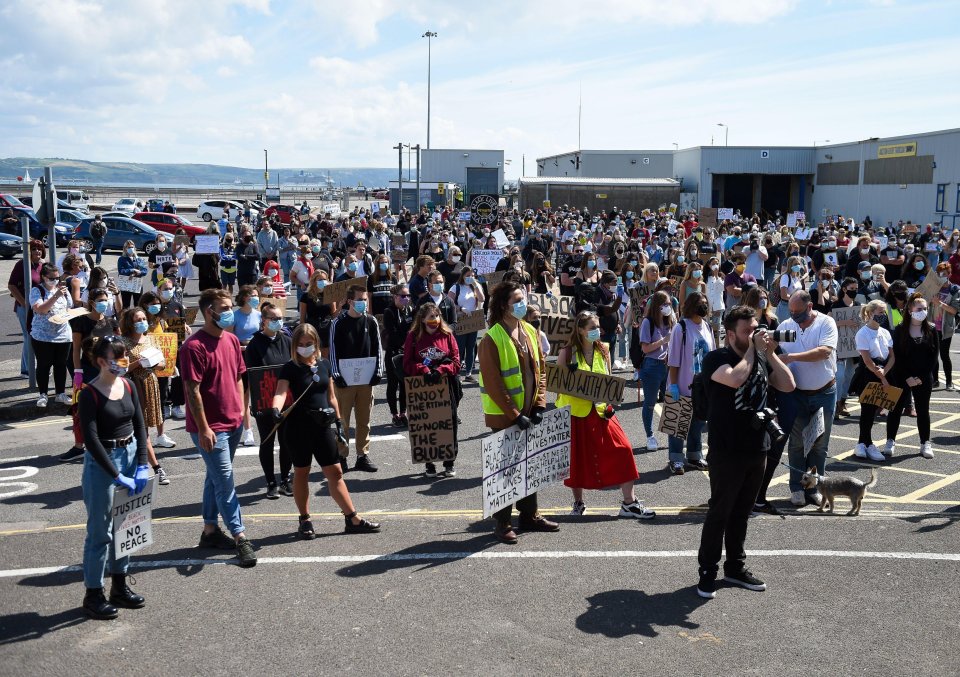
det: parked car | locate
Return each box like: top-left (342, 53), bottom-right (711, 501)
top-left (112, 198), bottom-right (140, 214)
top-left (56, 189), bottom-right (90, 211)
top-left (373, 189), bottom-right (390, 199)
top-left (263, 204), bottom-right (299, 225)
top-left (197, 200), bottom-right (246, 222)
top-left (73, 215), bottom-right (173, 254)
top-left (0, 194), bottom-right (27, 209)
top-left (1, 206), bottom-right (72, 246)
top-left (56, 208), bottom-right (89, 226)
top-left (0, 232), bottom-right (22, 259)
top-left (133, 211), bottom-right (205, 239)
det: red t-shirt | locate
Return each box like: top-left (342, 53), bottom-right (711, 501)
top-left (180, 328), bottom-right (246, 433)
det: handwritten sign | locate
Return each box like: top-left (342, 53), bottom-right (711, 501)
top-left (528, 293), bottom-right (574, 317)
top-left (49, 307), bottom-right (90, 325)
top-left (699, 208), bottom-right (718, 229)
top-left (173, 234), bottom-right (191, 251)
top-left (247, 365), bottom-right (291, 416)
top-left (470, 249), bottom-right (503, 275)
top-left (717, 208), bottom-right (734, 221)
top-left (454, 309), bottom-right (486, 335)
top-left (322, 275), bottom-right (368, 305)
top-left (859, 382), bottom-right (903, 410)
top-left (391, 235), bottom-right (407, 263)
top-left (831, 305), bottom-right (864, 359)
top-left (483, 270), bottom-right (507, 294)
top-left (481, 406), bottom-right (571, 518)
top-left (194, 234), bottom-right (220, 255)
top-left (115, 274), bottom-right (143, 294)
top-left (405, 374), bottom-right (457, 464)
top-left (151, 332), bottom-right (178, 378)
top-left (545, 363), bottom-right (626, 405)
top-left (915, 272), bottom-right (943, 303)
top-left (339, 357), bottom-right (377, 386)
top-left (112, 476), bottom-right (156, 557)
top-left (540, 314), bottom-right (576, 356)
top-left (658, 395), bottom-right (694, 438)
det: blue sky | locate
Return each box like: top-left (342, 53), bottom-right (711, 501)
top-left (1, 0), bottom-right (958, 178)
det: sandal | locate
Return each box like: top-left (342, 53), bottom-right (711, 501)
top-left (298, 515), bottom-right (315, 540)
top-left (344, 511), bottom-right (381, 534)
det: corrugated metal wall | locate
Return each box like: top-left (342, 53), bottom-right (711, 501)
top-left (519, 183), bottom-right (680, 215)
top-left (538, 151), bottom-right (674, 179)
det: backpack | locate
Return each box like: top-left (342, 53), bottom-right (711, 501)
top-left (680, 319), bottom-right (710, 421)
top-left (91, 220), bottom-right (107, 239)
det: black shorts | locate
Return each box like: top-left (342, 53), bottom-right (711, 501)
top-left (287, 419), bottom-right (339, 468)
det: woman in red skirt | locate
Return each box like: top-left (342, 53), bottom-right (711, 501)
top-left (557, 311), bottom-right (655, 519)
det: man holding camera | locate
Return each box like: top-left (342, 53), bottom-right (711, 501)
top-left (777, 290), bottom-right (839, 506)
top-left (697, 306), bottom-right (795, 599)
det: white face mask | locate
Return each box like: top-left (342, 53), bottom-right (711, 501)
top-left (660, 304), bottom-right (673, 316)
top-left (911, 309), bottom-right (927, 322)
top-left (450, 256), bottom-right (461, 263)
top-left (296, 345), bottom-right (316, 357)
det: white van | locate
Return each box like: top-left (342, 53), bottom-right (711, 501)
top-left (56, 189), bottom-right (90, 212)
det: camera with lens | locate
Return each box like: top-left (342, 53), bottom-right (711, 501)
top-left (769, 329), bottom-right (797, 343)
top-left (751, 407), bottom-right (787, 444)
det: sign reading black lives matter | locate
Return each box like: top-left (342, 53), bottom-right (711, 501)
top-left (470, 194), bottom-right (498, 227)
top-left (405, 374), bottom-right (457, 464)
top-left (481, 406), bottom-right (571, 518)
top-left (112, 477), bottom-right (156, 557)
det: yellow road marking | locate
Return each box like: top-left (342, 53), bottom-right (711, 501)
top-left (899, 470), bottom-right (960, 502)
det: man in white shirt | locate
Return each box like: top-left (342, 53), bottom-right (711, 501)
top-left (777, 291), bottom-right (839, 507)
top-left (743, 235), bottom-right (768, 280)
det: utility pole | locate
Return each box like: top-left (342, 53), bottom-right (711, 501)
top-left (20, 215), bottom-right (36, 388)
top-left (422, 31), bottom-right (437, 149)
top-left (414, 144), bottom-right (421, 212)
top-left (393, 142), bottom-right (404, 213)
top-left (263, 149), bottom-right (268, 197)
top-left (42, 167), bottom-right (57, 263)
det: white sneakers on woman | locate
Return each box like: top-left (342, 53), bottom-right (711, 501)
top-left (920, 442), bottom-right (934, 459)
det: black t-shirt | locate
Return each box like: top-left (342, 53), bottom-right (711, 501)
top-left (280, 359), bottom-right (331, 421)
top-left (70, 314), bottom-right (119, 382)
top-left (701, 347), bottom-right (771, 456)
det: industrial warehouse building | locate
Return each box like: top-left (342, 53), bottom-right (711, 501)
top-left (535, 127), bottom-right (960, 229)
top-left (390, 148), bottom-right (504, 212)
top-left (518, 177), bottom-right (680, 216)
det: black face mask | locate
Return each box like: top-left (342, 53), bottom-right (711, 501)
top-left (845, 289), bottom-right (858, 299)
top-left (528, 320), bottom-right (541, 330)
top-left (696, 303), bottom-right (709, 317)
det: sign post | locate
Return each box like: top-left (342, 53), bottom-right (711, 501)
top-left (20, 216), bottom-right (36, 388)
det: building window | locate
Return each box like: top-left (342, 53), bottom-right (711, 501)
top-left (936, 183), bottom-right (947, 212)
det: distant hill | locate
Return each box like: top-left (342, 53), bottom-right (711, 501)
top-left (0, 158), bottom-right (399, 188)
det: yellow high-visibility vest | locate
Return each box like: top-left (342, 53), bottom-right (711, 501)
top-left (556, 346), bottom-right (608, 417)
top-left (480, 321), bottom-right (540, 415)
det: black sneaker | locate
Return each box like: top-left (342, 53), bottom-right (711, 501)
top-left (425, 463), bottom-right (438, 477)
top-left (236, 537), bottom-right (257, 568)
top-left (354, 455), bottom-right (378, 472)
top-left (751, 501), bottom-right (782, 517)
top-left (59, 446), bottom-right (85, 463)
top-left (278, 480), bottom-right (294, 497)
top-left (198, 526), bottom-right (235, 550)
top-left (686, 459), bottom-right (709, 471)
top-left (723, 569), bottom-right (767, 591)
top-left (696, 573), bottom-right (716, 599)
top-left (265, 482), bottom-right (279, 500)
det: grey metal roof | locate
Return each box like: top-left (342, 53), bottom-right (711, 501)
top-left (519, 176), bottom-right (679, 186)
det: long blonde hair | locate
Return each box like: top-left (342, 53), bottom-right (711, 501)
top-left (563, 310), bottom-right (608, 364)
top-left (305, 269), bottom-right (329, 301)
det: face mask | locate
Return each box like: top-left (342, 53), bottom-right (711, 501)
top-left (689, 249), bottom-right (698, 257)
top-left (348, 262), bottom-right (358, 272)
top-left (710, 265), bottom-right (719, 272)
top-left (432, 283), bottom-right (443, 294)
top-left (108, 359), bottom-right (128, 377)
top-left (93, 300), bottom-right (109, 314)
top-left (315, 279), bottom-right (327, 289)
top-left (676, 255), bottom-right (685, 264)
top-left (159, 289), bottom-right (174, 301)
top-left (297, 345), bottom-right (316, 357)
top-left (425, 319), bottom-right (441, 330)
top-left (397, 296), bottom-right (410, 307)
top-left (586, 260), bottom-right (596, 269)
top-left (133, 320), bottom-right (149, 334)
top-left (660, 304), bottom-right (673, 316)
top-left (914, 261), bottom-right (924, 271)
top-left (248, 297), bottom-right (260, 309)
top-left (826, 241), bottom-right (836, 249)
top-left (625, 271), bottom-right (634, 279)
top-left (260, 286), bottom-right (273, 295)
top-left (696, 303), bottom-right (709, 317)
top-left (511, 300), bottom-right (528, 320)
top-left (267, 319), bottom-right (283, 332)
top-left (44, 277), bottom-right (58, 288)
top-left (845, 289), bottom-right (858, 299)
top-left (691, 270), bottom-right (702, 279)
top-left (352, 300), bottom-right (367, 314)
top-left (147, 304), bottom-right (161, 315)
top-left (872, 314), bottom-right (886, 324)
top-left (157, 242), bottom-right (166, 251)
top-left (311, 246), bottom-right (321, 255)
top-left (911, 309), bottom-right (927, 322)
top-left (790, 309), bottom-right (810, 324)
top-left (791, 265), bottom-right (801, 273)
top-left (735, 265), bottom-right (745, 274)
top-left (126, 248), bottom-right (135, 256)
top-left (585, 328), bottom-right (602, 342)
top-left (379, 263), bottom-right (388, 272)
top-left (759, 299), bottom-right (768, 309)
top-left (860, 270), bottom-right (873, 281)
top-left (464, 277), bottom-right (476, 286)
top-left (450, 256), bottom-right (461, 263)
top-left (214, 309), bottom-right (235, 329)
top-left (860, 248), bottom-right (870, 257)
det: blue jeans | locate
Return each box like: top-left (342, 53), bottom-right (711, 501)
top-left (835, 358), bottom-right (855, 410)
top-left (668, 416), bottom-right (706, 463)
top-left (15, 305), bottom-right (29, 375)
top-left (82, 441), bottom-right (137, 589)
top-left (189, 427), bottom-right (245, 536)
top-left (786, 386), bottom-right (836, 492)
top-left (456, 331), bottom-right (478, 375)
top-left (640, 358), bottom-right (667, 437)
top-left (616, 329), bottom-right (627, 361)
top-left (94, 239), bottom-right (104, 265)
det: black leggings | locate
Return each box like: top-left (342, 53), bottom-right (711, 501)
top-left (936, 331), bottom-right (953, 385)
top-left (120, 291), bottom-right (141, 309)
top-left (386, 349), bottom-right (407, 415)
top-left (887, 379), bottom-right (932, 444)
top-left (157, 375), bottom-right (185, 407)
top-left (31, 339), bottom-right (70, 395)
top-left (254, 413), bottom-right (292, 484)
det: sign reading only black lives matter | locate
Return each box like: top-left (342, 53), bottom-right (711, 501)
top-left (405, 374), bottom-right (457, 464)
top-left (481, 406), bottom-right (571, 518)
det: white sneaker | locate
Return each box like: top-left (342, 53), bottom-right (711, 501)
top-left (241, 429), bottom-right (256, 447)
top-left (153, 433), bottom-right (176, 449)
top-left (619, 500), bottom-right (656, 519)
top-left (633, 370), bottom-right (640, 381)
top-left (55, 392), bottom-right (71, 405)
top-left (613, 360), bottom-right (624, 370)
top-left (36, 394), bottom-right (48, 408)
top-left (171, 405), bottom-right (186, 420)
top-left (570, 501), bottom-right (586, 516)
top-left (865, 444), bottom-right (884, 462)
top-left (646, 435), bottom-right (658, 451)
top-left (809, 491), bottom-right (823, 506)
top-left (920, 442), bottom-right (934, 459)
top-left (853, 443), bottom-right (868, 459)
top-left (883, 439), bottom-right (895, 457)
top-left (790, 490), bottom-right (806, 506)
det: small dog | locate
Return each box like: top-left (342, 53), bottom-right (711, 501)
top-left (800, 467), bottom-right (878, 516)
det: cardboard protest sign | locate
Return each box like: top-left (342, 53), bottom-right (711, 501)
top-left (717, 208), bottom-right (734, 221)
top-left (831, 305), bottom-right (864, 359)
top-left (545, 362), bottom-right (626, 405)
top-left (339, 357), bottom-right (377, 386)
top-left (481, 406), bottom-right (571, 518)
top-left (151, 332), bottom-right (179, 378)
top-left (540, 314), bottom-right (576, 356)
top-left (247, 364), bottom-right (291, 416)
top-left (786, 213), bottom-right (799, 229)
top-left (194, 234), bottom-right (220, 255)
top-left (322, 275), bottom-right (368, 305)
top-left (115, 274), bottom-right (143, 294)
top-left (658, 395), bottom-right (694, 438)
top-left (915, 272), bottom-right (943, 303)
top-left (405, 374), bottom-right (457, 464)
top-left (49, 307), bottom-right (90, 325)
top-left (454, 309), bottom-right (486, 335)
top-left (802, 408), bottom-right (825, 455)
top-left (470, 249), bottom-right (503, 275)
top-left (391, 234), bottom-right (408, 263)
top-left (859, 382), bottom-right (903, 409)
top-left (491, 228), bottom-right (510, 248)
top-left (173, 234), bottom-right (191, 251)
top-left (699, 208), bottom-right (718, 229)
top-left (484, 270), bottom-right (507, 294)
top-left (528, 292), bottom-right (574, 317)
top-left (112, 476), bottom-right (156, 558)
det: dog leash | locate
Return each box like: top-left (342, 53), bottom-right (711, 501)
top-left (779, 461), bottom-right (827, 480)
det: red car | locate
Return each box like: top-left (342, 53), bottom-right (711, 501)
top-left (133, 212), bottom-right (206, 239)
top-left (264, 204), bottom-right (300, 225)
